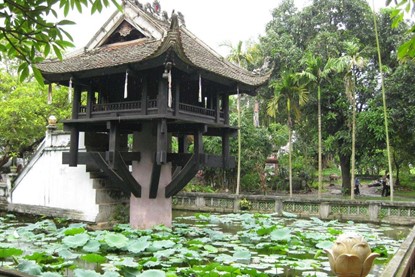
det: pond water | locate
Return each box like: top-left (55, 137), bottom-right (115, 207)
top-left (0, 211), bottom-right (410, 277)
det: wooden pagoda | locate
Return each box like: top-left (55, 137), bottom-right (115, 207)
top-left (37, 0), bottom-right (270, 228)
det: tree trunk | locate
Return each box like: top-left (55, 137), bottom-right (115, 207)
top-left (317, 85), bottom-right (322, 199)
top-left (339, 153), bottom-right (351, 194)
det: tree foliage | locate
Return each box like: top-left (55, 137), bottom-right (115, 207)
top-left (0, 70), bottom-right (71, 167)
top-left (0, 0), bottom-right (120, 83)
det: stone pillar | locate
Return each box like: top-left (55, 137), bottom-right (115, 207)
top-left (368, 203), bottom-right (380, 222)
top-left (130, 123), bottom-right (172, 229)
top-left (320, 202), bottom-right (331, 219)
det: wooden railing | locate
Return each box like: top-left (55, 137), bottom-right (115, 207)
top-left (79, 100), bottom-right (224, 120)
top-left (179, 103), bottom-right (216, 117)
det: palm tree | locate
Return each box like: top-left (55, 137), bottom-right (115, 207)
top-left (335, 41), bottom-right (366, 200)
top-left (267, 71), bottom-right (308, 198)
top-left (299, 53), bottom-right (336, 199)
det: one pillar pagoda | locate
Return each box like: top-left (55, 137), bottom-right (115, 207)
top-left (36, 0), bottom-right (270, 229)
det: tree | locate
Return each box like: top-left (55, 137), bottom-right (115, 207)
top-left (0, 0), bottom-right (120, 83)
top-left (335, 41), bottom-right (367, 199)
top-left (299, 52), bottom-right (336, 198)
top-left (0, 70), bottom-right (71, 168)
top-left (267, 71), bottom-right (308, 197)
top-left (387, 0), bottom-right (415, 60)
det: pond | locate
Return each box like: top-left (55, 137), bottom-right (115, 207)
top-left (0, 211), bottom-right (410, 276)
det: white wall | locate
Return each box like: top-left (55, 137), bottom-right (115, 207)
top-left (10, 131), bottom-right (99, 222)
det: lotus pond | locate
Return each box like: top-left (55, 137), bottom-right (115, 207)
top-left (0, 211), bottom-right (410, 277)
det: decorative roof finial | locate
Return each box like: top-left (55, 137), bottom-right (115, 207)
top-left (169, 10), bottom-right (179, 30)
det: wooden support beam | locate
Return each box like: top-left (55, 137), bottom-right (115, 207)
top-left (63, 152), bottom-right (140, 165)
top-left (107, 121), bottom-right (119, 169)
top-left (156, 119), bottom-right (168, 164)
top-left (149, 160), bottom-right (161, 199)
top-left (165, 154), bottom-right (199, 198)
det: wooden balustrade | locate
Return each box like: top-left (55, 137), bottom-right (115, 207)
top-left (78, 100), bottom-right (224, 122)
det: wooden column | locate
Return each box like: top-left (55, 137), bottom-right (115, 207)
top-left (107, 121), bottom-right (119, 169)
top-left (223, 94), bottom-right (229, 125)
top-left (157, 78), bottom-right (167, 114)
top-left (156, 119), bottom-right (168, 164)
top-left (178, 135), bottom-right (189, 153)
top-left (69, 85), bottom-right (81, 167)
top-left (86, 87), bottom-right (94, 118)
top-left (222, 130), bottom-right (230, 168)
top-left (71, 85), bottom-right (81, 119)
top-left (215, 94), bottom-right (220, 123)
top-left (141, 78), bottom-right (148, 115)
top-left (174, 83), bottom-right (180, 116)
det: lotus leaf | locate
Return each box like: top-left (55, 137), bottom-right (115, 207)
top-left (104, 233), bottom-right (129, 249)
top-left (41, 272), bottom-right (64, 277)
top-left (102, 272), bottom-right (120, 277)
top-left (83, 240), bottom-right (101, 252)
top-left (64, 227), bottom-right (85, 236)
top-left (0, 247), bottom-right (23, 258)
top-left (128, 239), bottom-right (150, 254)
top-left (17, 260), bottom-right (42, 275)
top-left (270, 228), bottom-right (291, 241)
top-left (58, 249), bottom-right (79, 260)
top-left (73, 269), bottom-right (101, 277)
top-left (150, 239), bottom-right (175, 250)
top-left (63, 233), bottom-right (89, 248)
top-left (137, 269), bottom-right (166, 277)
top-left (316, 240), bottom-right (334, 249)
top-left (81, 253), bottom-right (106, 264)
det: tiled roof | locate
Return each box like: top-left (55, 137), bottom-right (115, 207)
top-left (37, 10), bottom-right (270, 88)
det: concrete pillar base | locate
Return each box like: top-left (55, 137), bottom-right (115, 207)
top-left (129, 123), bottom-right (172, 229)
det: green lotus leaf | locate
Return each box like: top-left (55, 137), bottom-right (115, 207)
top-left (58, 249), bottom-right (79, 260)
top-left (83, 240), bottom-right (101, 253)
top-left (137, 269), bottom-right (166, 277)
top-left (17, 260), bottom-right (42, 275)
top-left (154, 248), bottom-right (176, 259)
top-left (270, 228), bottom-right (291, 241)
top-left (63, 233), bottom-right (89, 248)
top-left (316, 240), bottom-right (334, 249)
top-left (102, 272), bottom-right (120, 277)
top-left (119, 257), bottom-right (138, 268)
top-left (203, 245), bottom-right (218, 253)
top-left (64, 227), bottom-right (85, 236)
top-left (127, 239), bottom-right (150, 254)
top-left (232, 249), bottom-right (251, 263)
top-left (73, 269), bottom-right (101, 277)
top-left (104, 233), bottom-right (129, 249)
top-left (0, 247), bottom-right (23, 258)
top-left (81, 253), bottom-right (106, 264)
top-left (41, 272), bottom-right (64, 277)
top-left (151, 240), bottom-right (175, 250)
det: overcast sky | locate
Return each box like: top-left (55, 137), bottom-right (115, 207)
top-left (64, 0), bottom-right (386, 56)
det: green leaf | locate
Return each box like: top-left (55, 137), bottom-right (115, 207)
top-left (315, 240), bottom-right (333, 249)
top-left (64, 227), bottom-right (85, 236)
top-left (62, 233), bottom-right (89, 248)
top-left (137, 270), bottom-right (166, 277)
top-left (32, 66), bottom-right (45, 85)
top-left (127, 239), bottom-right (150, 254)
top-left (73, 269), bottom-right (101, 277)
top-left (17, 261), bottom-right (42, 275)
top-left (41, 273), bottom-right (64, 277)
top-left (53, 44), bottom-right (63, 60)
top-left (0, 247), bottom-right (23, 258)
top-left (203, 245), bottom-right (218, 253)
top-left (270, 228), bottom-right (291, 241)
top-left (82, 239), bottom-right (101, 252)
top-left (57, 20), bottom-right (76, 25)
top-left (104, 233), bottom-right (129, 249)
top-left (81, 253), bottom-right (106, 264)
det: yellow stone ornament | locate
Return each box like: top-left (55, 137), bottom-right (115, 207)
top-left (325, 233), bottom-right (380, 277)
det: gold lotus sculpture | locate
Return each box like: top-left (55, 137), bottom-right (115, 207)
top-left (325, 232), bottom-right (380, 277)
